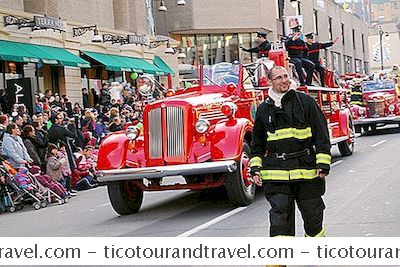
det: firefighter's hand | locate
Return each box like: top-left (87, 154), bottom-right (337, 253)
top-left (292, 32), bottom-right (301, 40)
top-left (251, 172), bottom-right (263, 186)
top-left (333, 36), bottom-right (340, 43)
top-left (317, 169), bottom-right (328, 178)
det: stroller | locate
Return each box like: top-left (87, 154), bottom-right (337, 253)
top-left (1, 162), bottom-right (47, 211)
top-left (28, 166), bottom-right (69, 205)
top-left (0, 165), bottom-right (23, 212)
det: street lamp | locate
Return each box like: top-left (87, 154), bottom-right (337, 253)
top-left (158, 0), bottom-right (186, 12)
top-left (378, 25), bottom-right (389, 71)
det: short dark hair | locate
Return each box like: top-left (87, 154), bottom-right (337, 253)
top-left (267, 66), bottom-right (287, 80)
top-left (6, 123), bottom-right (18, 134)
top-left (0, 114), bottom-right (8, 124)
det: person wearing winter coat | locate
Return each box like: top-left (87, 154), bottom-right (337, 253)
top-left (21, 125), bottom-right (41, 167)
top-left (2, 123), bottom-right (33, 168)
top-left (46, 143), bottom-right (67, 182)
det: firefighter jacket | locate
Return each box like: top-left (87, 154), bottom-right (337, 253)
top-left (242, 40), bottom-right (272, 57)
top-left (349, 85), bottom-right (364, 106)
top-left (306, 41), bottom-right (334, 63)
top-left (250, 90), bottom-right (331, 182)
top-left (285, 38), bottom-right (307, 59)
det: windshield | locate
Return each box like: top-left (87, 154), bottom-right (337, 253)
top-left (362, 81), bottom-right (395, 92)
top-left (202, 63), bottom-right (240, 86)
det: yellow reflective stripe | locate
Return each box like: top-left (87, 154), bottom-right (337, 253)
top-left (350, 91), bottom-right (363, 95)
top-left (260, 169), bottom-right (317, 180)
top-left (267, 127), bottom-right (312, 141)
top-left (350, 101), bottom-right (364, 105)
top-left (316, 153), bottom-right (331, 165)
top-left (250, 156), bottom-right (262, 168)
top-left (305, 228), bottom-right (325, 237)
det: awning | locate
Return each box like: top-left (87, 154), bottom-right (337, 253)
top-left (154, 56), bottom-right (175, 76)
top-left (82, 51), bottom-right (166, 75)
top-left (0, 40), bottom-right (91, 68)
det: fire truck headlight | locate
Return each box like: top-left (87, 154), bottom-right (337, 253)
top-left (195, 119), bottom-right (210, 134)
top-left (389, 105), bottom-right (395, 112)
top-left (126, 125), bottom-right (140, 140)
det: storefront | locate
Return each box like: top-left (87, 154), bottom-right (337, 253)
top-left (0, 39), bottom-right (90, 113)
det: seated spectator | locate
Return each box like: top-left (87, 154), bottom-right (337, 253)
top-left (46, 143), bottom-right (67, 183)
top-left (108, 117), bottom-right (122, 132)
top-left (21, 125), bottom-right (41, 167)
top-left (71, 146), bottom-right (98, 191)
top-left (1, 123), bottom-right (33, 168)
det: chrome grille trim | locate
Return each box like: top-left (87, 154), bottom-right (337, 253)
top-left (166, 106), bottom-right (184, 158)
top-left (199, 110), bottom-right (226, 120)
top-left (148, 108), bottom-right (162, 158)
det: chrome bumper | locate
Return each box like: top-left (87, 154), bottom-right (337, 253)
top-left (97, 160), bottom-right (237, 182)
top-left (354, 115), bottom-right (400, 125)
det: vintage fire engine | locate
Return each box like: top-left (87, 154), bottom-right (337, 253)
top-left (97, 49), bottom-right (355, 215)
top-left (351, 79), bottom-right (400, 132)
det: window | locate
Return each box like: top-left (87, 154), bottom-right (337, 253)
top-left (361, 34), bottom-right (365, 53)
top-left (331, 51), bottom-right (341, 75)
top-left (196, 35), bottom-right (211, 65)
top-left (328, 17), bottom-right (333, 40)
top-left (355, 59), bottom-right (362, 73)
top-left (277, 0), bottom-right (284, 20)
top-left (352, 29), bottom-right (356, 49)
top-left (344, 55), bottom-right (353, 73)
top-left (210, 35), bottom-right (225, 64)
top-left (313, 10), bottom-right (319, 35)
top-left (341, 23), bottom-right (345, 45)
top-left (239, 33), bottom-right (252, 64)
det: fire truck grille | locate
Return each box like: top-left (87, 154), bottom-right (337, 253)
top-left (148, 108), bottom-right (163, 158)
top-left (199, 110), bottom-right (226, 120)
top-left (367, 100), bottom-right (385, 117)
top-left (166, 106), bottom-right (184, 158)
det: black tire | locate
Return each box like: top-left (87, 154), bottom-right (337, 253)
top-left (355, 125), bottom-right (361, 133)
top-left (362, 125), bottom-right (369, 132)
top-left (338, 117), bottom-right (355, 157)
top-left (224, 142), bottom-right (256, 206)
top-left (107, 180), bottom-right (143, 215)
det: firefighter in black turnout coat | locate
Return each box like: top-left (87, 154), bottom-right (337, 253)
top-left (241, 31), bottom-right (272, 58)
top-left (285, 26), bottom-right (315, 86)
top-left (250, 66), bottom-right (331, 237)
top-left (305, 33), bottom-right (339, 87)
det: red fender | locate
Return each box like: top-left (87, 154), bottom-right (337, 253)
top-left (338, 109), bottom-right (352, 137)
top-left (97, 132), bottom-right (129, 170)
top-left (211, 118), bottom-right (253, 161)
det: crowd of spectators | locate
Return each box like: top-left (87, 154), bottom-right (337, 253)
top-left (0, 80), bottom-right (166, 201)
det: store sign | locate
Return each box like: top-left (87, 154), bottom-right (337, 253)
top-left (34, 15), bottom-right (67, 32)
top-left (6, 78), bottom-right (34, 114)
top-left (128, 33), bottom-right (150, 46)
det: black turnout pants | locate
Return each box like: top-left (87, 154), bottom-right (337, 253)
top-left (264, 178), bottom-right (326, 237)
top-left (290, 57), bottom-right (315, 86)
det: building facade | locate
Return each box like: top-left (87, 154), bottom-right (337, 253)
top-left (0, 0), bottom-right (178, 108)
top-left (371, 0), bottom-right (400, 23)
top-left (155, 0), bottom-right (370, 75)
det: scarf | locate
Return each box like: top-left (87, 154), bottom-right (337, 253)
top-left (268, 88), bottom-right (289, 108)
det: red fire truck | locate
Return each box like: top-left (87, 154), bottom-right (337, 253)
top-left (351, 79), bottom-right (400, 132)
top-left (96, 49), bottom-right (355, 215)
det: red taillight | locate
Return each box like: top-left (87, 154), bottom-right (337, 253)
top-left (221, 105), bottom-right (232, 116)
top-left (227, 83), bottom-right (236, 93)
top-left (221, 102), bottom-right (238, 117)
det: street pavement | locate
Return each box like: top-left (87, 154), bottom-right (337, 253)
top-left (2, 126), bottom-right (400, 267)
top-left (1, 126), bottom-right (400, 238)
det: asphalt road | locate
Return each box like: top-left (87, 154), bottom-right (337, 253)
top-left (1, 125), bottom-right (400, 239)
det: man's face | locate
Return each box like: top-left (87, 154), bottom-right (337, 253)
top-left (307, 37), bottom-right (315, 43)
top-left (270, 68), bottom-right (291, 93)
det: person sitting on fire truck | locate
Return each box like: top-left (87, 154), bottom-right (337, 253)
top-left (305, 33), bottom-right (339, 87)
top-left (250, 66), bottom-right (331, 237)
top-left (349, 78), bottom-right (364, 106)
top-left (285, 25), bottom-right (315, 86)
top-left (240, 31), bottom-right (271, 58)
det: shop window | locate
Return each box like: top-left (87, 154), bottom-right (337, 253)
top-left (331, 51), bottom-right (341, 75)
top-left (182, 36), bottom-right (196, 66)
top-left (210, 35), bottom-right (225, 64)
top-left (224, 34), bottom-right (239, 63)
top-left (328, 17), bottom-right (333, 40)
top-left (239, 33), bottom-right (252, 64)
top-left (344, 55), bottom-right (353, 73)
top-left (196, 35), bottom-right (211, 65)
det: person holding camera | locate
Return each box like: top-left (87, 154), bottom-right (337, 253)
top-left (285, 25), bottom-right (315, 86)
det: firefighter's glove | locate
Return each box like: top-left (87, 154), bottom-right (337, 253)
top-left (317, 169), bottom-right (329, 179)
top-left (250, 171), bottom-right (263, 187)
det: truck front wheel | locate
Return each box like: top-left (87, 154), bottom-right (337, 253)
top-left (224, 142), bottom-right (256, 206)
top-left (107, 180), bottom-right (143, 215)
